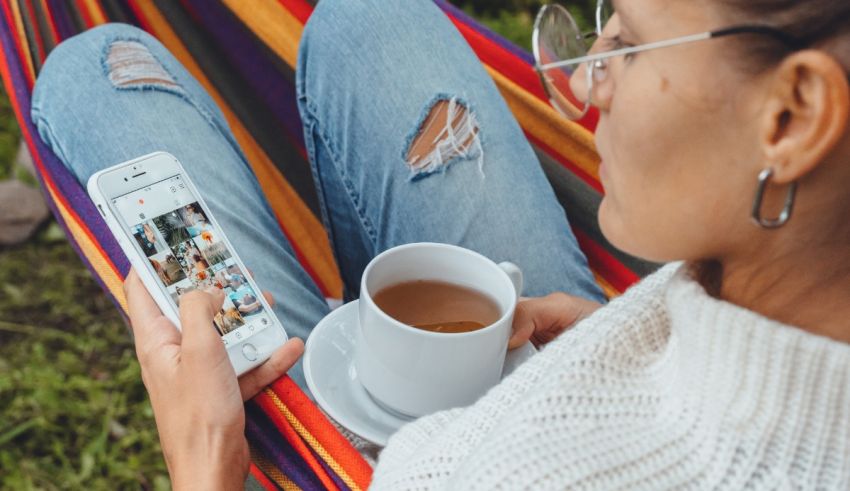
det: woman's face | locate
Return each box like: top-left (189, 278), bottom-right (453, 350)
top-left (579, 0), bottom-right (769, 262)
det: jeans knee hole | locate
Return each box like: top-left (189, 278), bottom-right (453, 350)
top-left (404, 96), bottom-right (484, 180)
top-left (106, 40), bottom-right (180, 90)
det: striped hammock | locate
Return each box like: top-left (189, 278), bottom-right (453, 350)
top-left (0, 0), bottom-right (656, 489)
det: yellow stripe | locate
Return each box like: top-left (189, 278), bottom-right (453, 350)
top-left (221, 0), bottom-right (303, 68)
top-left (218, 0), bottom-right (601, 187)
top-left (251, 449), bottom-right (302, 491)
top-left (9, 0), bottom-right (36, 83)
top-left (592, 271), bottom-right (620, 299)
top-left (485, 64), bottom-right (601, 182)
top-left (79, 0), bottom-right (108, 26)
top-left (264, 388), bottom-right (363, 491)
top-left (133, 0), bottom-right (343, 298)
top-left (43, 184), bottom-right (129, 312)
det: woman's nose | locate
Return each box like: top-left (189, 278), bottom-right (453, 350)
top-left (569, 62), bottom-right (591, 105)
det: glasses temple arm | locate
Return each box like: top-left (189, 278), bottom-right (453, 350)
top-left (538, 32), bottom-right (712, 71)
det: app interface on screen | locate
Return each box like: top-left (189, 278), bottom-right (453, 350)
top-left (113, 175), bottom-right (271, 346)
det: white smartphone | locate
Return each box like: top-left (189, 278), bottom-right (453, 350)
top-left (88, 151), bottom-right (288, 375)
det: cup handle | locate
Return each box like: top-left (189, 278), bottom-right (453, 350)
top-left (498, 262), bottom-right (523, 300)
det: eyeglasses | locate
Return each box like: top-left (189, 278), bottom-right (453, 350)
top-left (532, 1), bottom-right (803, 120)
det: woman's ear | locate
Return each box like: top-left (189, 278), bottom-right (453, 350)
top-left (759, 50), bottom-right (850, 184)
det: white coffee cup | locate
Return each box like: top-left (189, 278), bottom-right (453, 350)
top-left (355, 242), bottom-right (523, 418)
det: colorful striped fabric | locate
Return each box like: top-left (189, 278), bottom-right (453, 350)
top-left (0, 0), bottom-right (657, 489)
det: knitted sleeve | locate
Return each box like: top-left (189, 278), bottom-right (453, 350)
top-left (371, 265), bottom-right (678, 490)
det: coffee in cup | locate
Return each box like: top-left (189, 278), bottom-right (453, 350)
top-left (372, 279), bottom-right (501, 334)
top-left (355, 242), bottom-right (523, 418)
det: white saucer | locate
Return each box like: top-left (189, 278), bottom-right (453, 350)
top-left (303, 300), bottom-right (537, 447)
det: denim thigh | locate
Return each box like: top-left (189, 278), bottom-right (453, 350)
top-left (32, 23), bottom-right (330, 388)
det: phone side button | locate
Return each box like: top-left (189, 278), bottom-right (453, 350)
top-left (242, 343), bottom-right (258, 361)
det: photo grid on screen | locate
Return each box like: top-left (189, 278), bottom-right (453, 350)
top-left (133, 201), bottom-right (263, 335)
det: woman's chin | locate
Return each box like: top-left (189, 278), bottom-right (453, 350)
top-left (598, 200), bottom-right (660, 263)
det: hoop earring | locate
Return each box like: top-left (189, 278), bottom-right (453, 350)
top-left (751, 168), bottom-right (797, 229)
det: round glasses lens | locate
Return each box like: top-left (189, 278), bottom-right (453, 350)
top-left (533, 4), bottom-right (592, 120)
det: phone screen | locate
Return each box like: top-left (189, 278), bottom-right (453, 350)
top-left (112, 174), bottom-right (271, 346)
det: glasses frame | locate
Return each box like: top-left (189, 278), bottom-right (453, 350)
top-left (532, 2), bottom-right (804, 120)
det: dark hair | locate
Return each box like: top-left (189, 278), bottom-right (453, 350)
top-left (719, 0), bottom-right (850, 68)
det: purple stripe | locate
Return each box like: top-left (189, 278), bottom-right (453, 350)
top-left (433, 0), bottom-right (535, 65)
top-left (313, 447), bottom-right (351, 491)
top-left (44, 0), bottom-right (77, 41)
top-left (113, 1), bottom-right (143, 28)
top-left (179, 0), bottom-right (306, 151)
top-left (245, 403), bottom-right (327, 491)
top-left (0, 8), bottom-right (130, 272)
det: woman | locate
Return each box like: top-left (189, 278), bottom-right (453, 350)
top-left (30, 0), bottom-right (850, 488)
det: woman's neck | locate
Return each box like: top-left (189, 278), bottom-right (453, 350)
top-left (709, 243), bottom-right (850, 343)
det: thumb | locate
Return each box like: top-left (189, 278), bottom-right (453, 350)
top-left (509, 299), bottom-right (537, 350)
top-left (508, 293), bottom-right (596, 349)
top-left (178, 289), bottom-right (226, 362)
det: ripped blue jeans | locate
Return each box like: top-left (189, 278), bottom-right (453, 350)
top-left (30, 0), bottom-right (604, 390)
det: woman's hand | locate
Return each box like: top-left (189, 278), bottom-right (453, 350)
top-left (124, 268), bottom-right (304, 490)
top-left (508, 292), bottom-right (602, 349)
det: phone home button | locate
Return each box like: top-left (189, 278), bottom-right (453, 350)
top-left (242, 343), bottom-right (258, 362)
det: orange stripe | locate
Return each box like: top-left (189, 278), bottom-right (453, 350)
top-left (44, 179), bottom-right (128, 311)
top-left (7, 0), bottom-right (36, 85)
top-left (73, 0), bottom-right (94, 28)
top-left (37, 0), bottom-right (61, 45)
top-left (255, 392), bottom-right (340, 491)
top-left (251, 450), bottom-right (302, 491)
top-left (592, 271), bottom-right (620, 299)
top-left (263, 388), bottom-right (367, 491)
top-left (22, 0), bottom-right (46, 64)
top-left (79, 0), bottom-right (107, 26)
top-left (0, 21), bottom-right (127, 312)
top-left (271, 377), bottom-right (372, 488)
top-left (249, 461), bottom-right (281, 491)
top-left (129, 0), bottom-right (343, 299)
top-left (485, 64), bottom-right (600, 183)
top-left (221, 0), bottom-right (302, 68)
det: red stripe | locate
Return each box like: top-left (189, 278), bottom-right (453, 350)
top-left (446, 14), bottom-right (546, 100)
top-left (73, 0), bottom-right (95, 28)
top-left (0, 9), bottom-right (123, 282)
top-left (275, 213), bottom-right (333, 299)
top-left (270, 377), bottom-right (373, 489)
top-left (1, 0), bottom-right (35, 90)
top-left (38, 0), bottom-right (62, 44)
top-left (254, 390), bottom-right (341, 491)
top-left (573, 227), bottom-right (640, 293)
top-left (276, 0), bottom-right (312, 25)
top-left (22, 0), bottom-right (47, 64)
top-left (249, 463), bottom-right (280, 491)
top-left (444, 12), bottom-right (601, 131)
top-left (125, 0), bottom-right (155, 34)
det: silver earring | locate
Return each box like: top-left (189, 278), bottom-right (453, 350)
top-left (751, 168), bottom-right (797, 229)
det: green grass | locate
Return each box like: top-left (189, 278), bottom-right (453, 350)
top-left (0, 84), bottom-right (169, 487)
top-left (0, 226), bottom-right (171, 489)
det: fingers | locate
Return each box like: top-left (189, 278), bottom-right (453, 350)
top-left (125, 268), bottom-right (164, 333)
top-left (179, 289), bottom-right (226, 360)
top-left (238, 338), bottom-right (305, 401)
top-left (243, 268), bottom-right (275, 308)
top-left (262, 291), bottom-right (274, 308)
top-left (508, 293), bottom-right (602, 349)
top-left (508, 299), bottom-right (536, 350)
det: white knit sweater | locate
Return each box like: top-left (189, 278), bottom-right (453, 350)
top-left (370, 263), bottom-right (850, 490)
